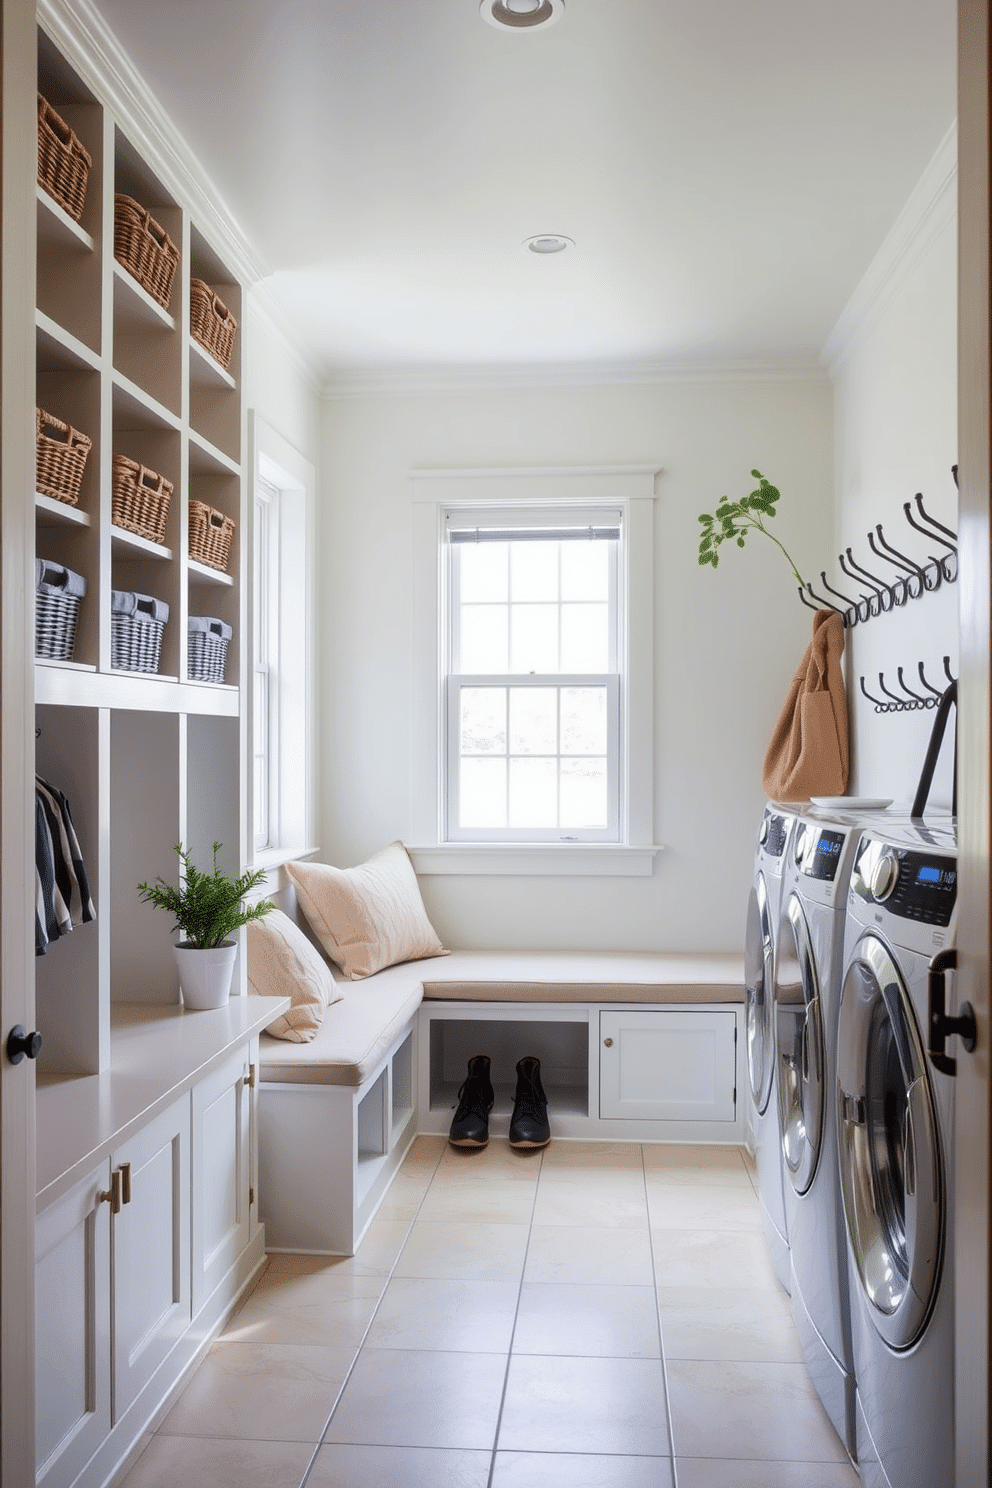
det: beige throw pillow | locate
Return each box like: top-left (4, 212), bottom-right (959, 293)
top-left (247, 907), bottom-right (343, 1042)
top-left (285, 842), bottom-right (449, 980)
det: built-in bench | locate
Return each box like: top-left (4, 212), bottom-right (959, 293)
top-left (256, 949), bottom-right (745, 1255)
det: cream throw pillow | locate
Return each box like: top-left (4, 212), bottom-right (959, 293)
top-left (285, 842), bottom-right (449, 980)
top-left (247, 907), bottom-right (342, 1042)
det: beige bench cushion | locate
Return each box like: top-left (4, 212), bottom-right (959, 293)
top-left (421, 951), bottom-right (745, 1004)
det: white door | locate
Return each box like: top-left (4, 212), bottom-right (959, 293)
top-left (112, 1098), bottom-right (191, 1421)
top-left (35, 1165), bottom-right (111, 1488)
top-left (600, 1009), bottom-right (737, 1123)
top-left (191, 1049), bottom-right (250, 1315)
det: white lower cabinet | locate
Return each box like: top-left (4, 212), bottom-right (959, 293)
top-left (599, 1009), bottom-right (738, 1123)
top-left (192, 1047), bottom-right (252, 1313)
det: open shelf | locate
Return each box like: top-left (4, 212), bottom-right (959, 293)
top-left (188, 557), bottom-right (234, 587)
top-left (36, 312), bottom-right (102, 374)
top-left (113, 260), bottom-right (176, 333)
top-left (189, 336), bottom-right (236, 390)
top-left (110, 525), bottom-right (172, 560)
top-left (189, 430), bottom-right (239, 477)
top-left (37, 185), bottom-right (94, 254)
top-left (36, 494), bottom-right (91, 528)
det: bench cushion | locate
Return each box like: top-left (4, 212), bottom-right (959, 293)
top-left (420, 951), bottom-right (745, 1004)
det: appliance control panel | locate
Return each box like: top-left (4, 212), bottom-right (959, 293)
top-left (852, 838), bottom-right (957, 926)
top-left (798, 826), bottom-right (847, 882)
top-left (759, 811), bottom-right (790, 858)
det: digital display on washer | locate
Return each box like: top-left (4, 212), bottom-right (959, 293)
top-left (891, 852), bottom-right (957, 925)
top-left (805, 829), bottom-right (846, 881)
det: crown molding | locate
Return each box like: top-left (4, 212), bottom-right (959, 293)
top-left (322, 356), bottom-right (828, 400)
top-left (822, 121), bottom-right (957, 379)
top-left (39, 0), bottom-right (267, 290)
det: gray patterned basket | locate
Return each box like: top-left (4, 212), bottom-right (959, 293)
top-left (110, 590), bottom-right (169, 673)
top-left (188, 616), bottom-right (232, 684)
top-left (36, 560), bottom-right (86, 661)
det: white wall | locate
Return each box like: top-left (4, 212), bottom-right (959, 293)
top-left (320, 376), bottom-right (834, 952)
top-left (831, 139), bottom-right (958, 809)
top-left (245, 295), bottom-right (323, 464)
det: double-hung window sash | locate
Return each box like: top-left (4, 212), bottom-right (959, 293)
top-left (445, 506), bottom-right (622, 843)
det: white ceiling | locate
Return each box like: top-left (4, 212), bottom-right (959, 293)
top-left (91, 0), bottom-right (956, 383)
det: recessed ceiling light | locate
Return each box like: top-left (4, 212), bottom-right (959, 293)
top-left (524, 234), bottom-right (574, 254)
top-left (481, 0), bottom-right (564, 31)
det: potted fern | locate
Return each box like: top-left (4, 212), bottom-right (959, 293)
top-left (138, 841), bottom-right (274, 1009)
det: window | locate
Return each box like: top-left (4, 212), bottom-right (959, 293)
top-left (249, 416), bottom-right (316, 865)
top-left (445, 508), bottom-right (621, 842)
top-left (410, 466), bottom-right (659, 876)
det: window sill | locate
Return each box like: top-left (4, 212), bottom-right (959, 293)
top-left (406, 844), bottom-right (664, 877)
top-left (251, 845), bottom-right (319, 872)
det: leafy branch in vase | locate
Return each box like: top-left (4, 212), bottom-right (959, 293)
top-left (697, 470), bottom-right (805, 590)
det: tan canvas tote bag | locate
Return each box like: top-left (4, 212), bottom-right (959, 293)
top-left (762, 610), bottom-right (849, 801)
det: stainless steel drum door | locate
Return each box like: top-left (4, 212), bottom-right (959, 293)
top-left (836, 932), bottom-right (944, 1351)
top-left (745, 875), bottom-right (775, 1114)
top-left (774, 893), bottom-right (824, 1196)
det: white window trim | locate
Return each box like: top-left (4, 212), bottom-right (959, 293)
top-left (410, 466), bottom-right (662, 877)
top-left (247, 413), bottom-right (318, 871)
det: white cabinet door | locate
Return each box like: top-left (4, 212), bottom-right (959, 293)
top-left (600, 1010), bottom-right (737, 1122)
top-left (35, 1164), bottom-right (111, 1488)
top-left (191, 1048), bottom-right (251, 1315)
top-left (112, 1097), bottom-right (191, 1421)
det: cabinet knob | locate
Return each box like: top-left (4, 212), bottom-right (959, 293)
top-left (99, 1169), bottom-right (124, 1215)
top-left (6, 1025), bottom-right (42, 1064)
top-left (603, 1037), bottom-right (614, 1048)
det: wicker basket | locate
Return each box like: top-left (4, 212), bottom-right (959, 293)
top-left (190, 280), bottom-right (237, 370)
top-left (112, 454), bottom-right (173, 545)
top-left (37, 94), bottom-right (91, 222)
top-left (188, 616), bottom-right (232, 684)
top-left (36, 560), bottom-right (86, 661)
top-left (36, 407), bottom-right (92, 506)
top-left (111, 591), bottom-right (169, 674)
top-left (113, 194), bottom-right (179, 310)
top-left (188, 500), bottom-right (235, 572)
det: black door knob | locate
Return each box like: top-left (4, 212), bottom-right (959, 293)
top-left (7, 1026), bottom-right (42, 1064)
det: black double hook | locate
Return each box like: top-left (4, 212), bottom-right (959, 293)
top-left (859, 657), bottom-right (956, 714)
top-left (796, 483), bottom-right (958, 626)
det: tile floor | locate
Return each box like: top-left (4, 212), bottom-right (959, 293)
top-left (116, 1139), bottom-right (861, 1488)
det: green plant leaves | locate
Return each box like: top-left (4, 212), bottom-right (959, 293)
top-left (695, 470), bottom-right (803, 588)
top-left (137, 841), bottom-right (274, 949)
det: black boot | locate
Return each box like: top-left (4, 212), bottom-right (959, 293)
top-left (509, 1056), bottom-right (550, 1149)
top-left (448, 1055), bottom-right (495, 1148)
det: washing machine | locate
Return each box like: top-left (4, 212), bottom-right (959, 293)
top-left (836, 821), bottom-right (958, 1488)
top-left (744, 803), bottom-right (795, 1293)
top-left (773, 806), bottom-right (862, 1456)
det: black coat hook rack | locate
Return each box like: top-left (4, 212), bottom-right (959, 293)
top-left (796, 474), bottom-right (958, 627)
top-left (858, 657), bottom-right (957, 714)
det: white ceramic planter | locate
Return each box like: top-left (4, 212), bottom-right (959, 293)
top-left (173, 941), bottom-right (238, 1010)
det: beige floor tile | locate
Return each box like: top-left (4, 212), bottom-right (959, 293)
top-left (222, 1268), bottom-right (380, 1349)
top-left (497, 1355), bottom-right (672, 1456)
top-left (439, 1141), bottom-right (545, 1179)
top-left (157, 1340), bottom-right (354, 1442)
top-left (666, 1359), bottom-right (848, 1463)
top-left (307, 1443), bottom-right (490, 1487)
top-left (525, 1224), bottom-right (654, 1285)
top-left (493, 1451), bottom-right (675, 1487)
top-left (258, 1253), bottom-right (388, 1301)
top-left (540, 1141), bottom-right (645, 1172)
top-left (645, 1180), bottom-right (762, 1232)
top-left (375, 1174), bottom-right (433, 1221)
top-left (323, 1347), bottom-right (507, 1449)
top-left (532, 1179), bottom-right (649, 1230)
top-left (114, 1435), bottom-right (315, 1488)
top-left (395, 1220), bottom-right (530, 1281)
top-left (366, 1275), bottom-right (519, 1352)
top-left (401, 1135), bottom-right (448, 1169)
top-left (651, 1227), bottom-right (783, 1291)
top-left (513, 1282), bottom-right (661, 1358)
top-left (657, 1285), bottom-right (803, 1362)
top-left (418, 1178), bottom-right (536, 1225)
top-left (642, 1145), bottom-right (753, 1186)
top-left (676, 1460), bottom-right (860, 1488)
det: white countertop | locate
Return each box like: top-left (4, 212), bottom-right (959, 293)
top-left (36, 997), bottom-right (289, 1207)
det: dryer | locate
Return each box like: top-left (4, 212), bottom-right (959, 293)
top-left (744, 803), bottom-right (795, 1293)
top-left (836, 821), bottom-right (958, 1488)
top-left (773, 807), bottom-right (861, 1457)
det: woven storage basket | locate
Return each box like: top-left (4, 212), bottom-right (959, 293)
top-left (188, 500), bottom-right (235, 572)
top-left (188, 616), bottom-right (232, 684)
top-left (190, 280), bottom-right (237, 370)
top-left (36, 560), bottom-right (86, 662)
top-left (37, 94), bottom-right (91, 222)
top-left (112, 454), bottom-right (173, 545)
top-left (113, 194), bottom-right (179, 310)
top-left (111, 591), bottom-right (169, 674)
top-left (36, 407), bottom-right (92, 506)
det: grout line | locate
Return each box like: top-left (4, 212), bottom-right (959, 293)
top-left (298, 1138), bottom-right (446, 1487)
top-left (485, 1142), bottom-right (546, 1488)
top-left (641, 1143), bottom-right (680, 1487)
